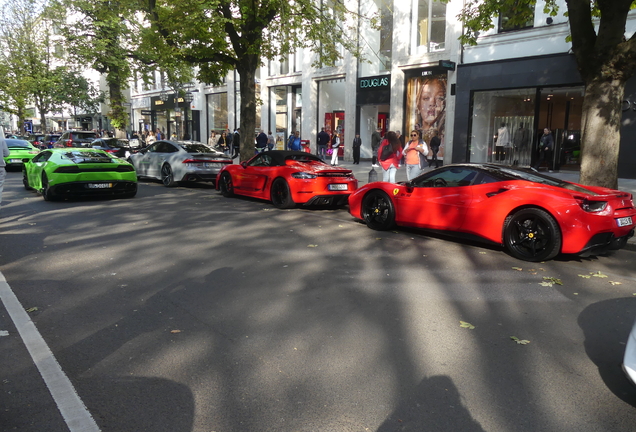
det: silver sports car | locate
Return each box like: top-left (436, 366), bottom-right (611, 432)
top-left (129, 140), bottom-right (232, 187)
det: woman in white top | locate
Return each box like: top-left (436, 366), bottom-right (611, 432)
top-left (208, 130), bottom-right (217, 147)
top-left (146, 131), bottom-right (156, 146)
top-left (330, 133), bottom-right (340, 166)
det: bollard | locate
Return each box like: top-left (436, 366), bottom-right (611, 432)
top-left (368, 167), bottom-right (378, 183)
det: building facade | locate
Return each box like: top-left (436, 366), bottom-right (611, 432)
top-left (128, 0), bottom-right (636, 179)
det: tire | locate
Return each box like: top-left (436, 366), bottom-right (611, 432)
top-left (219, 172), bottom-right (235, 197)
top-left (270, 178), bottom-right (295, 209)
top-left (161, 163), bottom-right (177, 187)
top-left (361, 190), bottom-right (395, 231)
top-left (41, 173), bottom-right (57, 201)
top-left (23, 170), bottom-right (31, 190)
top-left (504, 208), bottom-right (562, 262)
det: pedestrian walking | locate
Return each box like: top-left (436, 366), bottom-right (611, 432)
top-left (146, 131), bottom-right (156, 146)
top-left (232, 129), bottom-right (240, 158)
top-left (317, 127), bottom-right (330, 160)
top-left (208, 130), bottom-right (217, 147)
top-left (267, 131), bottom-right (275, 151)
top-left (330, 133), bottom-right (341, 166)
top-left (287, 131), bottom-right (301, 151)
top-left (218, 131), bottom-right (229, 154)
top-left (378, 131), bottom-right (402, 183)
top-left (371, 128), bottom-right (382, 167)
top-left (256, 130), bottom-right (268, 152)
top-left (404, 130), bottom-right (428, 180)
top-left (352, 133), bottom-right (362, 164)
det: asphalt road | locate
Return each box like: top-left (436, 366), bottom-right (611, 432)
top-left (1, 169), bottom-right (636, 432)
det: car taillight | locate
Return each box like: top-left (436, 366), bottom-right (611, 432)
top-left (66, 139), bottom-right (73, 147)
top-left (291, 172), bottom-right (317, 179)
top-left (54, 166), bottom-right (80, 173)
top-left (576, 197), bottom-right (608, 213)
top-left (105, 149), bottom-right (118, 153)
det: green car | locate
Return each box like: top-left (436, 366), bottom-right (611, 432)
top-left (4, 139), bottom-right (40, 169)
top-left (23, 148), bottom-right (137, 201)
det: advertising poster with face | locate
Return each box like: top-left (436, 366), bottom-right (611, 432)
top-left (406, 74), bottom-right (447, 158)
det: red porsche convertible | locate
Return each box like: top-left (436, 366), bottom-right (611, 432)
top-left (349, 164), bottom-right (636, 261)
top-left (216, 150), bottom-right (358, 208)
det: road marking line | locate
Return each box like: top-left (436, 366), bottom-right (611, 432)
top-left (0, 270), bottom-right (100, 432)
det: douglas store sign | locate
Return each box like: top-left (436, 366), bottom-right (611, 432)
top-left (358, 75), bottom-right (390, 91)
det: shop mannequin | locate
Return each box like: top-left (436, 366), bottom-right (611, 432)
top-left (496, 123), bottom-right (509, 161)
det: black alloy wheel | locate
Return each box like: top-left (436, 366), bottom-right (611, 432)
top-left (161, 163), bottom-right (177, 187)
top-left (270, 178), bottom-right (295, 209)
top-left (23, 170), bottom-right (30, 190)
top-left (504, 208), bottom-right (562, 261)
top-left (219, 172), bottom-right (235, 197)
top-left (41, 173), bottom-right (57, 201)
top-left (361, 190), bottom-right (395, 230)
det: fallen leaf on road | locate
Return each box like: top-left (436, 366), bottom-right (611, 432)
top-left (459, 321), bottom-right (475, 329)
top-left (590, 271), bottom-right (608, 278)
top-left (512, 267), bottom-right (523, 271)
top-left (609, 281), bottom-right (622, 285)
top-left (510, 336), bottom-right (530, 345)
top-left (170, 330), bottom-right (181, 334)
top-left (26, 307), bottom-right (38, 313)
top-left (307, 245), bottom-right (318, 248)
top-left (578, 274), bottom-right (591, 278)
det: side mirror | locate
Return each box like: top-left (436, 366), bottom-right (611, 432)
top-left (240, 161), bottom-right (248, 168)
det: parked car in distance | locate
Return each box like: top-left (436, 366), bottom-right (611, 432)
top-left (3, 139), bottom-right (40, 170)
top-left (22, 148), bottom-right (137, 201)
top-left (348, 163), bottom-right (636, 261)
top-left (128, 140), bottom-right (232, 187)
top-left (55, 130), bottom-right (98, 148)
top-left (91, 138), bottom-right (137, 159)
top-left (42, 134), bottom-right (62, 149)
top-left (28, 133), bottom-right (46, 149)
top-left (216, 150), bottom-right (358, 209)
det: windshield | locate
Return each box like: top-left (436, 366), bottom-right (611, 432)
top-left (285, 154), bottom-right (323, 163)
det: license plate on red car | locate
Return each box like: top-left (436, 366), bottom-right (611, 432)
top-left (328, 184), bottom-right (348, 191)
top-left (87, 183), bottom-right (113, 189)
top-left (617, 216), bottom-right (633, 227)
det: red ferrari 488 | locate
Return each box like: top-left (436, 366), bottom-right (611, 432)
top-left (348, 164), bottom-right (635, 261)
top-left (217, 151), bottom-right (358, 208)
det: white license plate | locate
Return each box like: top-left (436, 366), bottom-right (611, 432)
top-left (328, 184), bottom-right (348, 191)
top-left (87, 183), bottom-right (113, 189)
top-left (204, 163), bottom-right (220, 169)
top-left (617, 216), bottom-right (633, 227)
top-left (9, 159), bottom-right (22, 163)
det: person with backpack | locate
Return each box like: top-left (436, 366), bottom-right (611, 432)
top-left (377, 131), bottom-right (403, 183)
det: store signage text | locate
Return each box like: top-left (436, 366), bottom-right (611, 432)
top-left (358, 76), bottom-right (390, 90)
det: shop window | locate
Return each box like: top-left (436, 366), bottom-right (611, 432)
top-left (413, 0), bottom-right (446, 54)
top-left (498, 2), bottom-right (534, 33)
top-left (207, 92), bottom-right (228, 131)
top-left (470, 89), bottom-right (535, 165)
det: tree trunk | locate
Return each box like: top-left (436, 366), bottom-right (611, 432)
top-left (108, 79), bottom-right (127, 138)
top-left (237, 56), bottom-right (258, 163)
top-left (579, 77), bottom-right (625, 190)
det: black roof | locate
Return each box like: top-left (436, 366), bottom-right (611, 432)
top-left (253, 150), bottom-right (322, 166)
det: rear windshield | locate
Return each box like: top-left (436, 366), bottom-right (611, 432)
top-left (71, 132), bottom-right (97, 141)
top-left (6, 139), bottom-right (32, 148)
top-left (100, 139), bottom-right (128, 148)
top-left (181, 143), bottom-right (221, 154)
top-left (61, 151), bottom-right (113, 163)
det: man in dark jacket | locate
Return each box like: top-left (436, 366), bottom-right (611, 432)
top-left (352, 133), bottom-right (362, 164)
top-left (256, 130), bottom-right (268, 151)
top-left (371, 128), bottom-right (382, 167)
top-left (317, 127), bottom-right (330, 160)
top-left (533, 128), bottom-right (554, 171)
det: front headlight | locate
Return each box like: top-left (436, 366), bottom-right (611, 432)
top-left (291, 172), bottom-right (317, 179)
